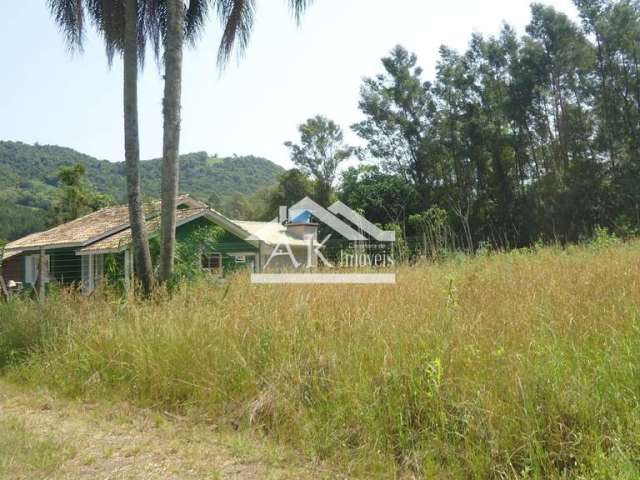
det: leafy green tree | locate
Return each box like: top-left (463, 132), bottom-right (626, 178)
top-left (352, 45), bottom-right (439, 200)
top-left (575, 0), bottom-right (640, 165)
top-left (273, 169), bottom-right (314, 206)
top-left (222, 193), bottom-right (256, 220)
top-left (339, 165), bottom-right (418, 226)
top-left (173, 225), bottom-right (225, 282)
top-left (285, 116), bottom-right (354, 206)
top-left (49, 165), bottom-right (111, 224)
top-left (207, 191), bottom-right (222, 211)
top-left (258, 169), bottom-right (314, 219)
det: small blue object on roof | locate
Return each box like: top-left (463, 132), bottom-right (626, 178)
top-left (289, 209), bottom-right (313, 223)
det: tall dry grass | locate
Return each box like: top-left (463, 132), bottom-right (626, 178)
top-left (2, 242), bottom-right (640, 478)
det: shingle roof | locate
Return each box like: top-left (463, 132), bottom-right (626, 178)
top-left (79, 210), bottom-right (308, 255)
top-left (1, 249), bottom-right (22, 261)
top-left (5, 205), bottom-right (135, 250)
top-left (79, 208), bottom-right (210, 254)
top-left (6, 194), bottom-right (308, 256)
top-left (5, 195), bottom-right (206, 252)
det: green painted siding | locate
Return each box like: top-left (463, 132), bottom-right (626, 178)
top-left (22, 214), bottom-right (256, 289)
top-left (49, 248), bottom-right (82, 285)
top-left (175, 216), bottom-right (258, 272)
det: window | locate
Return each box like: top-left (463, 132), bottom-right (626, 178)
top-left (25, 254), bottom-right (50, 285)
top-left (234, 255), bottom-right (246, 264)
top-left (201, 253), bottom-right (222, 272)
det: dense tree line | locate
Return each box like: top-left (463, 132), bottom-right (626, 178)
top-left (0, 142), bottom-right (282, 209)
top-left (232, 1), bottom-right (640, 251)
top-left (0, 201), bottom-right (48, 245)
top-left (0, 141), bottom-right (282, 241)
top-left (348, 1), bottom-right (640, 248)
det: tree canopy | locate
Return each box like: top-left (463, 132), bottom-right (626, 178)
top-left (285, 116), bottom-right (353, 206)
top-left (346, 1), bottom-right (640, 248)
top-left (49, 164), bottom-right (112, 225)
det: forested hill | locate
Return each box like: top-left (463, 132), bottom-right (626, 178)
top-left (0, 141), bottom-right (284, 241)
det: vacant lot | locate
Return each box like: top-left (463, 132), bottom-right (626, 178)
top-left (2, 241), bottom-right (640, 478)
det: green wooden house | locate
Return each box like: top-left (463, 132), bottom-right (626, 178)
top-left (1, 195), bottom-right (311, 294)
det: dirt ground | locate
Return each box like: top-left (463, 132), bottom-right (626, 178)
top-left (0, 381), bottom-right (331, 479)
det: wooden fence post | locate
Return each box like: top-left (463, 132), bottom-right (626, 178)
top-left (37, 247), bottom-right (46, 304)
top-left (0, 274), bottom-right (8, 302)
top-left (124, 249), bottom-right (131, 293)
top-left (0, 248), bottom-right (7, 302)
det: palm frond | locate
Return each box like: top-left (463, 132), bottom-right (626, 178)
top-left (143, 0), bottom-right (165, 64)
top-left (47, 0), bottom-right (85, 50)
top-left (49, 0), bottom-right (313, 70)
top-left (287, 0), bottom-right (313, 24)
top-left (88, 0), bottom-right (126, 66)
top-left (143, 0), bottom-right (210, 65)
top-left (82, 0), bottom-right (150, 67)
top-left (215, 0), bottom-right (256, 67)
top-left (184, 0), bottom-right (211, 46)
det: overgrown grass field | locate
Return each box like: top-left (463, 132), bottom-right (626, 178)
top-left (1, 240), bottom-right (639, 478)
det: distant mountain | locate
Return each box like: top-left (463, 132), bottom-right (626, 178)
top-left (0, 141), bottom-right (284, 241)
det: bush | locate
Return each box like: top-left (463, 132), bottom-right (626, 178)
top-left (590, 226), bottom-right (621, 249)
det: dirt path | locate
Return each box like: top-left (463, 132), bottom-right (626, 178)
top-left (0, 381), bottom-right (326, 479)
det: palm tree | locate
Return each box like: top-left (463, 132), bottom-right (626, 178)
top-left (158, 0), bottom-right (314, 281)
top-left (158, 0), bottom-right (185, 283)
top-left (48, 0), bottom-right (155, 295)
top-left (123, 0), bottom-right (156, 295)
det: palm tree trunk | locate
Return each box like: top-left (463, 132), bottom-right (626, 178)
top-left (124, 0), bottom-right (154, 295)
top-left (159, 0), bottom-right (184, 282)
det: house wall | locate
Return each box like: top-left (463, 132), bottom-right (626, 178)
top-left (77, 252), bottom-right (124, 295)
top-left (175, 217), bottom-right (258, 272)
top-left (24, 253), bottom-right (51, 286)
top-left (49, 248), bottom-right (82, 285)
top-left (15, 249), bottom-right (81, 288)
top-left (261, 245), bottom-right (314, 271)
top-left (0, 253), bottom-right (24, 284)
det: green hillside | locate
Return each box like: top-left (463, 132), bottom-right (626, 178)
top-left (0, 141), bottom-right (284, 241)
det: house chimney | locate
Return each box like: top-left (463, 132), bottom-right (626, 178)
top-left (279, 206), bottom-right (288, 224)
top-left (285, 222), bottom-right (319, 241)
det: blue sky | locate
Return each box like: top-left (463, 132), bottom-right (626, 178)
top-left (1, 0), bottom-right (578, 168)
